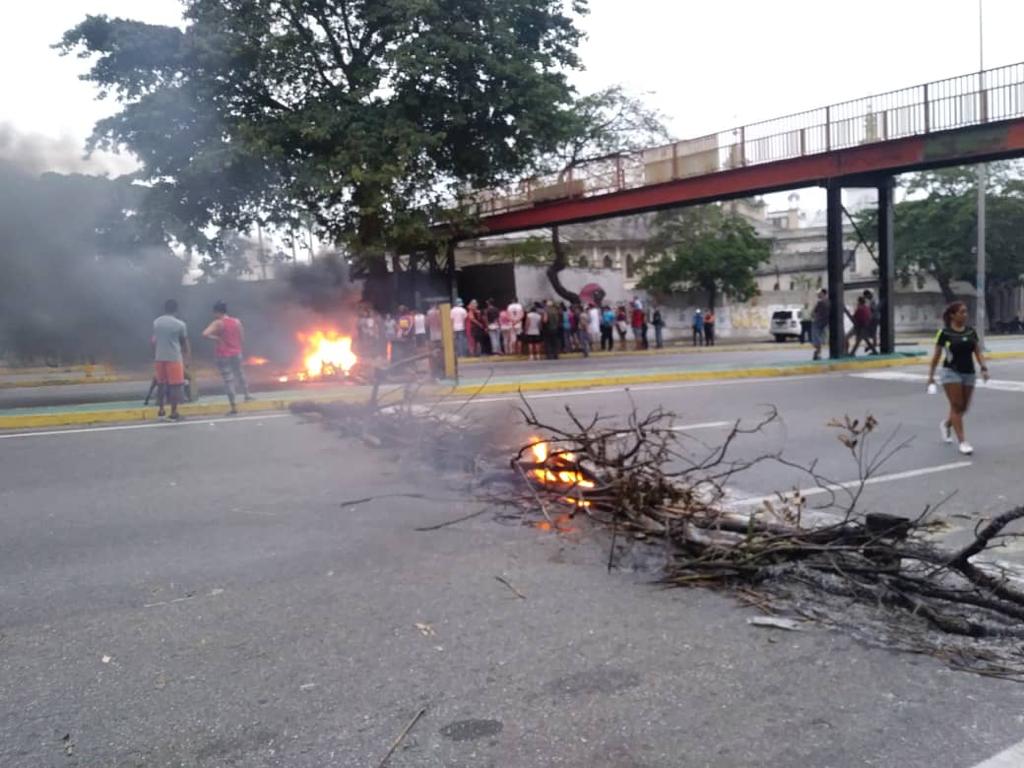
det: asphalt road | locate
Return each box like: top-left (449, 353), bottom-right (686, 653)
top-left (2, 368), bottom-right (1024, 767)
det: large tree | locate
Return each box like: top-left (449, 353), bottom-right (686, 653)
top-left (638, 205), bottom-right (770, 311)
top-left (536, 86), bottom-right (668, 302)
top-left (58, 0), bottom-right (589, 291)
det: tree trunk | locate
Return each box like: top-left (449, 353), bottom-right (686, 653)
top-left (705, 283), bottom-right (717, 312)
top-left (935, 273), bottom-right (956, 304)
top-left (546, 225), bottom-right (581, 305)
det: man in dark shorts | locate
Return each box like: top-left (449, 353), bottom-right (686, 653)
top-left (152, 299), bottom-right (190, 421)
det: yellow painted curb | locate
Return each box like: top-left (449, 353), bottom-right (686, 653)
top-left (450, 354), bottom-right (929, 396)
top-left (0, 389), bottom-right (393, 431)
top-left (457, 343), bottom-right (815, 365)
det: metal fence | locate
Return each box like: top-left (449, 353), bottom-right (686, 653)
top-left (472, 61), bottom-right (1024, 218)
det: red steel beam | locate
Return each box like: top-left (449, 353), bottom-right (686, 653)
top-left (478, 119), bottom-right (1024, 236)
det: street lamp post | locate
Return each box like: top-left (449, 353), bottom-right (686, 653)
top-left (976, 0), bottom-right (987, 343)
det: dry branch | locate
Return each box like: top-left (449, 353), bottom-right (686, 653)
top-left (511, 396), bottom-right (1024, 679)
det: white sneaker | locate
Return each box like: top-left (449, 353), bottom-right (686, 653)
top-left (958, 441), bottom-right (974, 455)
top-left (940, 420), bottom-right (953, 443)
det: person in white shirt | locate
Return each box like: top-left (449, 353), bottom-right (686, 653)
top-left (506, 297), bottom-right (524, 355)
top-left (523, 303), bottom-right (543, 361)
top-left (413, 308), bottom-right (427, 348)
top-left (587, 303), bottom-right (601, 346)
top-left (450, 300), bottom-right (468, 357)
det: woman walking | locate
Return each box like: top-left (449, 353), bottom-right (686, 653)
top-left (926, 301), bottom-right (989, 455)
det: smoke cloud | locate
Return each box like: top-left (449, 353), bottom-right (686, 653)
top-left (0, 122), bottom-right (136, 177)
top-left (0, 156), bottom-right (185, 364)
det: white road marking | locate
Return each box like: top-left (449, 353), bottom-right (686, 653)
top-left (730, 461), bottom-right (973, 507)
top-left (668, 421), bottom-right (732, 431)
top-left (850, 371), bottom-right (930, 383)
top-left (852, 371), bottom-right (1024, 392)
top-left (0, 413), bottom-right (288, 440)
top-left (455, 374), bottom-right (822, 405)
top-left (969, 738), bottom-right (1024, 768)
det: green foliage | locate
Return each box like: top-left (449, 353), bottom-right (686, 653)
top-left (488, 235), bottom-right (556, 266)
top-left (542, 85), bottom-right (669, 173)
top-left (57, 0), bottom-right (589, 270)
top-left (639, 206), bottom-right (771, 310)
top-left (856, 161), bottom-right (1024, 303)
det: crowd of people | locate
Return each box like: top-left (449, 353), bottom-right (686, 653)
top-left (350, 297), bottom-right (731, 364)
top-left (373, 296), bottom-right (673, 361)
top-left (354, 296), bottom-right (675, 362)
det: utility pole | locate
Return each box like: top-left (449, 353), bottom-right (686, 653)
top-left (976, 0), bottom-right (987, 344)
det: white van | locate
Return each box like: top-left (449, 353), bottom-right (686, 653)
top-left (770, 308), bottom-right (802, 342)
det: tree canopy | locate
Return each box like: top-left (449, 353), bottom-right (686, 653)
top-left (856, 162), bottom-right (1024, 308)
top-left (58, 0), bottom-right (590, 275)
top-left (639, 206), bottom-right (771, 311)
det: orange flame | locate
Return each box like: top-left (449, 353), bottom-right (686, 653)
top-left (246, 356), bottom-right (269, 366)
top-left (527, 438), bottom-right (595, 494)
top-left (298, 331), bottom-right (357, 378)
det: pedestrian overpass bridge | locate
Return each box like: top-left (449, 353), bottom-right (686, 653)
top-left (464, 62), bottom-right (1024, 357)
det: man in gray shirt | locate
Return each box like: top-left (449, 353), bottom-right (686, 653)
top-left (153, 299), bottom-right (190, 420)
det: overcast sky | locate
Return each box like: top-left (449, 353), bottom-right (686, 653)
top-left (2, 0), bottom-right (1021, 206)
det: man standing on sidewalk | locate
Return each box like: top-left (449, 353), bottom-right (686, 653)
top-left (450, 299), bottom-right (468, 357)
top-left (652, 305), bottom-right (664, 349)
top-left (507, 297), bottom-right (524, 355)
top-left (587, 302), bottom-right (602, 349)
top-left (703, 309), bottom-right (716, 346)
top-left (799, 304), bottom-right (813, 343)
top-left (543, 300), bottom-right (561, 360)
top-left (692, 309), bottom-right (705, 346)
top-left (202, 301), bottom-right (252, 415)
top-left (811, 288), bottom-right (830, 361)
top-left (153, 299), bottom-right (190, 421)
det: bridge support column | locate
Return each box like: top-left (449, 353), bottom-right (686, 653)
top-left (826, 181), bottom-right (846, 359)
top-left (877, 177), bottom-right (896, 354)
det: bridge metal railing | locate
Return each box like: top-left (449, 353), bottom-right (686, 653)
top-left (471, 61), bottom-right (1024, 219)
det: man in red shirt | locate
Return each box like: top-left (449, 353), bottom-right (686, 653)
top-left (848, 295), bottom-right (877, 356)
top-left (202, 301), bottom-right (252, 414)
top-left (630, 304), bottom-right (646, 350)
